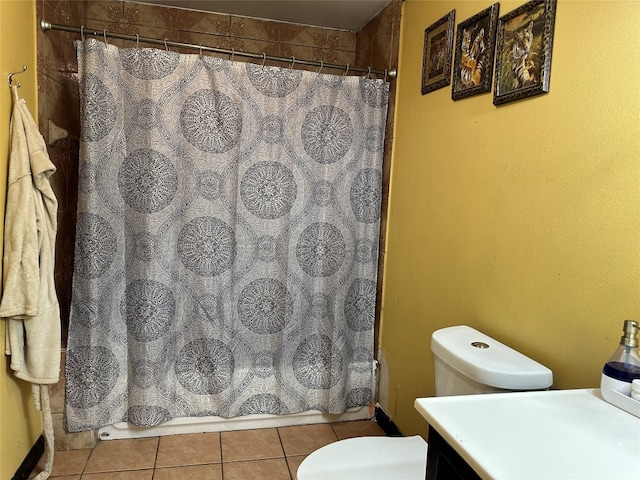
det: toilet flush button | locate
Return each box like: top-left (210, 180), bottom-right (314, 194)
top-left (471, 341), bottom-right (490, 349)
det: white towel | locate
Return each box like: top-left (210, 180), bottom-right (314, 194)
top-left (1, 85), bottom-right (60, 384)
top-left (1, 85), bottom-right (60, 479)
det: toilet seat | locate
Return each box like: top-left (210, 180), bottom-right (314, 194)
top-left (296, 435), bottom-right (428, 480)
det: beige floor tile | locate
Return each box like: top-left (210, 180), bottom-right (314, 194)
top-left (222, 458), bottom-right (291, 480)
top-left (30, 449), bottom-right (90, 478)
top-left (221, 428), bottom-right (284, 462)
top-left (42, 476), bottom-right (80, 480)
top-left (81, 471), bottom-right (153, 480)
top-left (48, 448), bottom-right (92, 476)
top-left (278, 424), bottom-right (337, 456)
top-left (285, 455), bottom-right (307, 479)
top-left (331, 419), bottom-right (386, 439)
top-left (37, 421), bottom-right (382, 480)
top-left (153, 464), bottom-right (223, 480)
top-left (156, 432), bottom-right (221, 467)
top-left (83, 438), bottom-right (158, 473)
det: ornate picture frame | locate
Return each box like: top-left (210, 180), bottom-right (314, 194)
top-left (421, 10), bottom-right (456, 95)
top-left (451, 3), bottom-right (500, 100)
top-left (493, 0), bottom-right (557, 106)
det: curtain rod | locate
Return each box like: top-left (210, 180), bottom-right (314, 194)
top-left (40, 20), bottom-right (397, 80)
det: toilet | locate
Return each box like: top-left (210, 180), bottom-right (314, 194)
top-left (296, 325), bottom-right (553, 480)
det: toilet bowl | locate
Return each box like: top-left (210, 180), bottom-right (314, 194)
top-left (296, 325), bottom-right (553, 480)
top-left (295, 435), bottom-right (427, 480)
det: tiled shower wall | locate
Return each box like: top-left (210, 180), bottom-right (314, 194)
top-left (37, 0), bottom-right (400, 450)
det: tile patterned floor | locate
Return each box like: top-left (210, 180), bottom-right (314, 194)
top-left (32, 420), bottom-right (386, 479)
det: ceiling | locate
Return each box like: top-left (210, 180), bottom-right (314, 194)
top-left (141, 0), bottom-right (392, 31)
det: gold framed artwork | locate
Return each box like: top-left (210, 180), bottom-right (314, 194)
top-left (421, 10), bottom-right (456, 95)
top-left (451, 3), bottom-right (500, 100)
top-left (493, 0), bottom-right (557, 105)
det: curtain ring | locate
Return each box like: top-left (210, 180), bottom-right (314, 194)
top-left (164, 38), bottom-right (169, 51)
top-left (318, 61), bottom-right (324, 74)
top-left (289, 56), bottom-right (296, 70)
top-left (80, 25), bottom-right (85, 42)
top-left (136, 33), bottom-right (140, 49)
top-left (343, 64), bottom-right (349, 76)
top-left (261, 53), bottom-right (266, 69)
top-left (364, 66), bottom-right (371, 78)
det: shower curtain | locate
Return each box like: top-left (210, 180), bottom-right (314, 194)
top-left (65, 38), bottom-right (389, 432)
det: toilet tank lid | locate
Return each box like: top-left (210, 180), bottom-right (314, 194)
top-left (431, 325), bottom-right (553, 390)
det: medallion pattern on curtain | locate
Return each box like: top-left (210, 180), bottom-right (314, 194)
top-left (65, 38), bottom-right (389, 431)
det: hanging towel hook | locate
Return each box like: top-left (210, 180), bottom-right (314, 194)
top-left (80, 25), bottom-right (85, 42)
top-left (261, 53), bottom-right (266, 69)
top-left (164, 39), bottom-right (169, 51)
top-left (103, 30), bottom-right (108, 45)
top-left (344, 64), bottom-right (350, 76)
top-left (8, 65), bottom-right (27, 88)
top-left (318, 61), bottom-right (324, 74)
top-left (289, 57), bottom-right (296, 70)
top-left (230, 48), bottom-right (235, 62)
top-left (136, 33), bottom-right (140, 49)
top-left (199, 44), bottom-right (203, 57)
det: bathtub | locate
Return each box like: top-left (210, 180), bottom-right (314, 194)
top-left (98, 406), bottom-right (372, 440)
top-left (98, 359), bottom-right (379, 440)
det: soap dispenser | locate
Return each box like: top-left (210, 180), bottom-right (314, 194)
top-left (600, 320), bottom-right (640, 417)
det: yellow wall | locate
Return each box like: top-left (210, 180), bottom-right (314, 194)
top-left (0, 0), bottom-right (42, 476)
top-left (380, 0), bottom-right (640, 436)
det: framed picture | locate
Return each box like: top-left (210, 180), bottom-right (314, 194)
top-left (451, 3), bottom-right (500, 100)
top-left (493, 0), bottom-right (557, 105)
top-left (421, 10), bottom-right (455, 95)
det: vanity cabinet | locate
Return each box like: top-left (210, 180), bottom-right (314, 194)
top-left (426, 426), bottom-right (481, 480)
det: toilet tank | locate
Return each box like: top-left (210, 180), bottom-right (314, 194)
top-left (431, 325), bottom-right (553, 396)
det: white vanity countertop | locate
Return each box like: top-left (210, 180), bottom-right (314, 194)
top-left (414, 388), bottom-right (640, 480)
